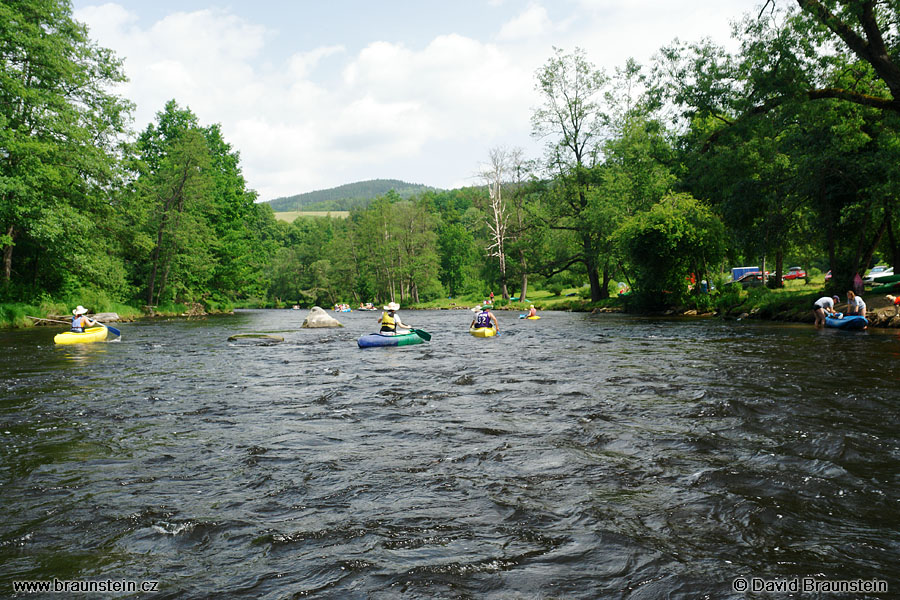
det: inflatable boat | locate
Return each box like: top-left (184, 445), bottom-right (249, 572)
top-left (54, 325), bottom-right (108, 345)
top-left (469, 326), bottom-right (497, 337)
top-left (358, 331), bottom-right (426, 348)
top-left (825, 314), bottom-right (868, 330)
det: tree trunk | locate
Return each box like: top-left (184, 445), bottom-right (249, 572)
top-left (587, 262), bottom-right (602, 302)
top-left (2, 224), bottom-right (14, 283)
top-left (859, 211), bottom-right (889, 280)
top-left (600, 266), bottom-right (611, 300)
top-left (884, 203), bottom-right (900, 270)
top-left (774, 249), bottom-right (784, 288)
top-left (518, 249), bottom-right (528, 301)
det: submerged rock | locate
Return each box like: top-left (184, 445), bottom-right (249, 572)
top-left (302, 306), bottom-right (343, 328)
top-left (228, 334), bottom-right (284, 345)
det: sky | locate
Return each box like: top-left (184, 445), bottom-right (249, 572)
top-left (71, 0), bottom-right (758, 201)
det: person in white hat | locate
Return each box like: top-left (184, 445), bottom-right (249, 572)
top-left (70, 306), bottom-right (98, 332)
top-left (378, 301), bottom-right (411, 334)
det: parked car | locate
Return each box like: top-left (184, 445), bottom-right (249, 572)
top-left (725, 271), bottom-right (767, 288)
top-left (863, 265), bottom-right (893, 284)
top-left (782, 266), bottom-right (806, 280)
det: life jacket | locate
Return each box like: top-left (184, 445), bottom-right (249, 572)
top-left (380, 311), bottom-right (396, 332)
top-left (475, 311), bottom-right (492, 328)
top-left (71, 315), bottom-right (86, 332)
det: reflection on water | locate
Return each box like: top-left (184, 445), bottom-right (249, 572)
top-left (1, 311), bottom-right (898, 599)
top-left (57, 341), bottom-right (111, 365)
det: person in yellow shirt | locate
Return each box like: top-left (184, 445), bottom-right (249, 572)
top-left (378, 302), bottom-right (411, 334)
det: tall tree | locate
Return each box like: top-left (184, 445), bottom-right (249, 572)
top-left (0, 0), bottom-right (132, 295)
top-left (479, 147), bottom-right (513, 301)
top-left (531, 47), bottom-right (611, 300)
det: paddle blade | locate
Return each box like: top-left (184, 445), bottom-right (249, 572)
top-left (518, 314), bottom-right (526, 318)
top-left (412, 328), bottom-right (431, 341)
top-left (102, 324), bottom-right (121, 337)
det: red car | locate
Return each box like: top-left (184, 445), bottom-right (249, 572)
top-left (782, 266), bottom-right (806, 280)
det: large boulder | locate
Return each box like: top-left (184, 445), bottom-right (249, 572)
top-left (302, 306), bottom-right (343, 328)
top-left (93, 312), bottom-right (120, 322)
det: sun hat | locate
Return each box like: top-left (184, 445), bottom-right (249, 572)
top-left (471, 305), bottom-right (482, 312)
top-left (73, 305), bottom-right (88, 316)
top-left (383, 302), bottom-right (400, 311)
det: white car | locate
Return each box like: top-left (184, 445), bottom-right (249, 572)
top-left (863, 265), bottom-right (893, 284)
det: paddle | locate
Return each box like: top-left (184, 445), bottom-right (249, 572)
top-left (518, 314), bottom-right (526, 319)
top-left (98, 322), bottom-right (121, 337)
top-left (27, 315), bottom-right (120, 337)
top-left (410, 328), bottom-right (431, 341)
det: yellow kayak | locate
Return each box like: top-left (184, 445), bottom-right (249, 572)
top-left (469, 326), bottom-right (497, 337)
top-left (526, 315), bottom-right (540, 320)
top-left (54, 325), bottom-right (108, 345)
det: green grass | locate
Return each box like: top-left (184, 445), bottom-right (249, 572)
top-left (408, 286), bottom-right (612, 312)
top-left (274, 211), bottom-right (349, 222)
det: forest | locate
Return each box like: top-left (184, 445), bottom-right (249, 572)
top-left (267, 180), bottom-right (437, 213)
top-left (3, 0), bottom-right (900, 321)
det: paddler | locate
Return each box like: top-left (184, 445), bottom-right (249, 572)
top-left (70, 305), bottom-right (98, 332)
top-left (470, 305), bottom-right (499, 332)
top-left (378, 302), bottom-right (411, 334)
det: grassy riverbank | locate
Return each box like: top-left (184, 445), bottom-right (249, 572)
top-left (409, 276), bottom-right (900, 327)
top-left (0, 292), bottom-right (237, 329)
top-left (6, 277), bottom-right (898, 329)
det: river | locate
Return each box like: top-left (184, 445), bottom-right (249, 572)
top-left (1, 310), bottom-right (897, 598)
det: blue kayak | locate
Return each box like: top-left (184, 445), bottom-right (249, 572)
top-left (825, 314), bottom-right (868, 330)
top-left (357, 331), bottom-right (425, 348)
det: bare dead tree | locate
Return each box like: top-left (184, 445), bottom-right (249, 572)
top-left (481, 147), bottom-right (512, 300)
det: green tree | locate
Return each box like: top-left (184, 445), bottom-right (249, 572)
top-left (616, 193), bottom-right (726, 304)
top-left (142, 128), bottom-right (215, 306)
top-left (530, 47), bottom-right (611, 300)
top-left (0, 0), bottom-right (132, 297)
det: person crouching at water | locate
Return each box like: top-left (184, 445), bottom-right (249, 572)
top-left (70, 305), bottom-right (97, 332)
top-left (812, 295), bottom-right (840, 325)
top-left (379, 302), bottom-right (410, 334)
top-left (470, 305), bottom-right (499, 332)
top-left (846, 290), bottom-right (867, 318)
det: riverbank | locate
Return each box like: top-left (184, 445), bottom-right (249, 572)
top-left (408, 282), bottom-right (900, 328)
top-left (0, 299), bottom-right (236, 329)
top-left (6, 282), bottom-right (898, 328)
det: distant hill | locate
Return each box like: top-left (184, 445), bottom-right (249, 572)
top-left (266, 179), bottom-right (440, 212)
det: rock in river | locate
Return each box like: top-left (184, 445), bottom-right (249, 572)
top-left (302, 306), bottom-right (343, 328)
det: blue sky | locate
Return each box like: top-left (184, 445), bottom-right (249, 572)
top-left (72, 0), bottom-right (757, 201)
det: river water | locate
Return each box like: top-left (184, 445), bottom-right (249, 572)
top-left (1, 309), bottom-right (897, 599)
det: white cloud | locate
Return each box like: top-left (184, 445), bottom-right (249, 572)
top-left (497, 4), bottom-right (553, 41)
top-left (72, 1), bottom-right (751, 200)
